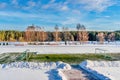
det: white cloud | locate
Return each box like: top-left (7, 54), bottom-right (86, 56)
top-left (11, 0), bottom-right (18, 5)
top-left (0, 2), bottom-right (7, 8)
top-left (42, 4), bottom-right (50, 9)
top-left (69, 0), bottom-right (115, 12)
top-left (104, 16), bottom-right (111, 18)
top-left (62, 17), bottom-right (79, 25)
top-left (0, 0), bottom-right (116, 13)
top-left (96, 15), bottom-right (111, 18)
top-left (50, 0), bottom-right (56, 3)
top-left (22, 1), bottom-right (36, 10)
top-left (11, 0), bottom-right (20, 8)
top-left (72, 10), bottom-right (81, 15)
top-left (42, 1), bottom-right (69, 11)
top-left (41, 0), bottom-right (115, 12)
top-left (61, 5), bottom-right (69, 11)
top-left (28, 1), bottom-right (36, 7)
top-left (0, 11), bottom-right (60, 21)
top-left (0, 11), bottom-right (39, 18)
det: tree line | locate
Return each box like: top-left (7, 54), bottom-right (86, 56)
top-left (0, 24), bottom-right (120, 43)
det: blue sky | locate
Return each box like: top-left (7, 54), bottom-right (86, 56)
top-left (0, 0), bottom-right (120, 31)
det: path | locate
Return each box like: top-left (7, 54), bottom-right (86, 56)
top-left (61, 65), bottom-right (99, 80)
top-left (62, 69), bottom-right (88, 80)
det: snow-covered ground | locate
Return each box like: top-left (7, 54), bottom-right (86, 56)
top-left (1, 61), bottom-right (120, 80)
top-left (0, 62), bottom-right (71, 80)
top-left (0, 44), bottom-right (120, 54)
top-left (79, 60), bottom-right (120, 80)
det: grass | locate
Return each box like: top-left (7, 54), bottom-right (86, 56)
top-left (0, 53), bottom-right (120, 64)
top-left (28, 54), bottom-right (116, 64)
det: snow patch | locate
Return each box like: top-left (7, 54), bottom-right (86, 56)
top-left (79, 60), bottom-right (120, 80)
top-left (1, 61), bottom-right (71, 70)
top-left (0, 61), bottom-right (71, 80)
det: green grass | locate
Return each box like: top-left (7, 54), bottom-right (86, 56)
top-left (0, 53), bottom-right (120, 64)
top-left (28, 54), bottom-right (113, 64)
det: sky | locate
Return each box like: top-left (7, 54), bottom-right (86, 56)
top-left (0, 0), bottom-right (120, 31)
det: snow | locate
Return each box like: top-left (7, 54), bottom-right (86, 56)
top-left (58, 69), bottom-right (68, 80)
top-left (79, 60), bottom-right (120, 80)
top-left (0, 68), bottom-right (48, 80)
top-left (0, 61), bottom-right (71, 80)
top-left (0, 44), bottom-right (120, 54)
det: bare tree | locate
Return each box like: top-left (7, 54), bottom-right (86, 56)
top-left (62, 27), bottom-right (69, 45)
top-left (108, 32), bottom-right (115, 42)
top-left (41, 27), bottom-right (47, 42)
top-left (96, 32), bottom-right (105, 44)
top-left (25, 25), bottom-right (47, 42)
top-left (25, 25), bottom-right (36, 42)
top-left (36, 26), bottom-right (41, 41)
top-left (70, 34), bottom-right (74, 41)
top-left (53, 25), bottom-right (61, 42)
top-left (76, 24), bottom-right (88, 44)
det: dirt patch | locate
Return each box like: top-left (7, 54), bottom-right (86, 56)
top-left (62, 69), bottom-right (88, 80)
